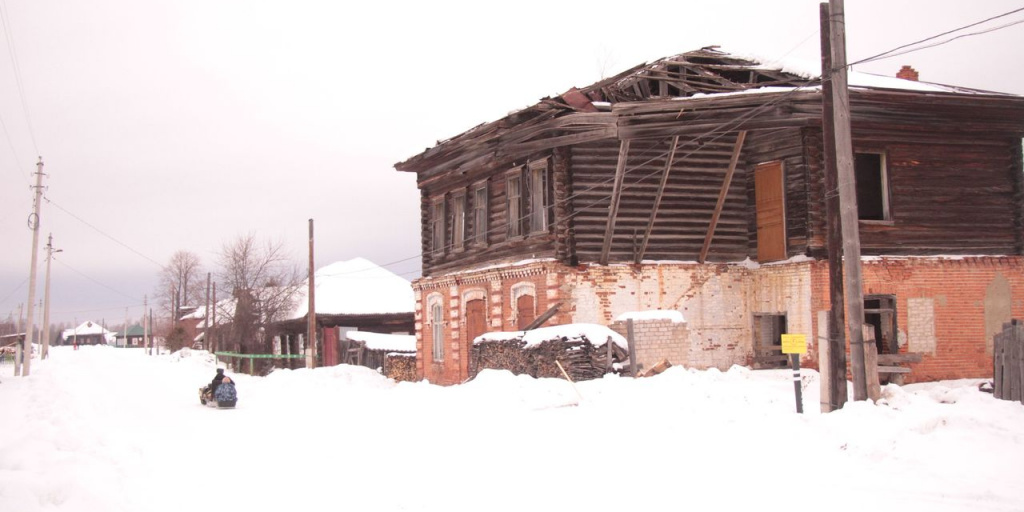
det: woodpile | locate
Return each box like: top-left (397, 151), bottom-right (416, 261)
top-left (471, 334), bottom-right (630, 382)
top-left (385, 353), bottom-right (417, 383)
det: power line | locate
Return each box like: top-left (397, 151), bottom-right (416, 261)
top-left (0, 276), bottom-right (27, 304)
top-left (52, 255), bottom-right (143, 303)
top-left (0, 0), bottom-right (40, 156)
top-left (44, 195), bottom-right (167, 270)
top-left (848, 6), bottom-right (1024, 67)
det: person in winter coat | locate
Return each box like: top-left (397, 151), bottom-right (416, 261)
top-left (210, 368), bottom-right (228, 395)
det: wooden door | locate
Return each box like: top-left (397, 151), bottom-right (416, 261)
top-left (755, 161), bottom-right (786, 262)
top-left (516, 294), bottom-right (536, 330)
top-left (465, 299), bottom-right (487, 344)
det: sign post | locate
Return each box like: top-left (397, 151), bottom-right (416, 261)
top-left (781, 334), bottom-right (807, 413)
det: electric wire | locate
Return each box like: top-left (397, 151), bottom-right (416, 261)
top-left (44, 195), bottom-right (167, 270)
top-left (52, 255), bottom-right (142, 303)
top-left (848, 6), bottom-right (1024, 68)
top-left (0, 0), bottom-right (39, 156)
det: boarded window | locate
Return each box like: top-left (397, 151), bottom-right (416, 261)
top-left (752, 313), bottom-right (788, 369)
top-left (452, 193), bottom-right (466, 251)
top-left (431, 199), bottom-right (445, 255)
top-left (755, 161), bottom-right (786, 262)
top-left (465, 299), bottom-right (487, 346)
top-left (516, 294), bottom-right (536, 330)
top-left (472, 183), bottom-right (488, 245)
top-left (864, 295), bottom-right (897, 355)
top-left (507, 173), bottom-right (523, 237)
top-left (528, 160), bottom-right (549, 233)
top-left (855, 152), bottom-right (890, 221)
top-left (431, 302), bottom-right (444, 361)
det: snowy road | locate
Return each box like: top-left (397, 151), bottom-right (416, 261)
top-left (2, 346), bottom-right (1023, 512)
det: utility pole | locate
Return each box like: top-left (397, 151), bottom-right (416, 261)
top-left (211, 282), bottom-right (217, 354)
top-left (828, 0), bottom-right (869, 401)
top-left (149, 308), bottom-right (154, 355)
top-left (204, 273), bottom-right (211, 353)
top-left (143, 295), bottom-right (149, 354)
top-left (22, 157), bottom-right (45, 376)
top-left (819, 2), bottom-right (848, 411)
top-left (307, 219), bottom-right (317, 369)
top-left (42, 234), bottom-right (62, 359)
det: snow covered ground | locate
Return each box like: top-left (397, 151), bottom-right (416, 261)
top-left (2, 345), bottom-right (1023, 512)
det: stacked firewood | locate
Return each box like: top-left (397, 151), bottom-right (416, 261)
top-left (472, 335), bottom-right (630, 382)
top-left (385, 354), bottom-right (417, 382)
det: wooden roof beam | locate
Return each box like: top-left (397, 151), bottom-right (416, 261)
top-left (599, 139), bottom-right (632, 265)
top-left (636, 136), bottom-right (680, 263)
top-left (699, 130), bottom-right (747, 263)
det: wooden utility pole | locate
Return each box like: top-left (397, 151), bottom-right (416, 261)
top-left (41, 234), bottom-right (61, 359)
top-left (22, 158), bottom-right (45, 376)
top-left (143, 295), bottom-right (149, 353)
top-left (819, 2), bottom-right (849, 411)
top-left (211, 282), bottom-right (217, 354)
top-left (828, 0), bottom-right (869, 401)
top-left (204, 273), bottom-right (211, 352)
top-left (307, 219), bottom-right (317, 369)
top-left (149, 308), bottom-right (154, 355)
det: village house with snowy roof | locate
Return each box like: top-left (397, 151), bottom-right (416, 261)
top-left (394, 47), bottom-right (1024, 386)
top-left (60, 321), bottom-right (115, 346)
top-left (274, 257), bottom-right (415, 368)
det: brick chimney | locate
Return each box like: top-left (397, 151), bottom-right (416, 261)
top-left (896, 65), bottom-right (919, 81)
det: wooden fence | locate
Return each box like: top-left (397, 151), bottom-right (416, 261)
top-left (993, 320), bottom-right (1024, 404)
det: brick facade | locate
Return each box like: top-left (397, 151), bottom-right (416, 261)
top-left (412, 256), bottom-right (1024, 384)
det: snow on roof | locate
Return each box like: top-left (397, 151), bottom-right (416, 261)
top-left (61, 321), bottom-right (113, 339)
top-left (475, 323), bottom-right (627, 349)
top-left (345, 331), bottom-right (415, 353)
top-left (289, 257), bottom-right (414, 319)
top-left (180, 298), bottom-right (236, 326)
top-left (615, 310), bottom-right (685, 324)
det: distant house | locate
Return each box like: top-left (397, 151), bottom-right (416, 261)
top-left (61, 321), bottom-right (114, 346)
top-left (179, 299), bottom-right (235, 350)
top-left (274, 258), bottom-right (415, 368)
top-left (395, 47), bottom-right (1024, 385)
top-left (114, 325), bottom-right (145, 348)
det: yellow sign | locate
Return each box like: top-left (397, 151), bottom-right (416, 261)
top-left (781, 334), bottom-right (807, 355)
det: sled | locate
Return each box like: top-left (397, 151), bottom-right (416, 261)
top-left (199, 385), bottom-right (237, 408)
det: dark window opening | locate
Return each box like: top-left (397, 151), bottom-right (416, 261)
top-left (753, 313), bottom-right (788, 369)
top-left (855, 152), bottom-right (889, 221)
top-left (864, 295), bottom-right (898, 355)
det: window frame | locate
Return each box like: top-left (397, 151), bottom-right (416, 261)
top-left (430, 197), bottom-right (446, 256)
top-left (528, 159), bottom-right (550, 234)
top-left (452, 191), bottom-right (466, 252)
top-left (854, 151), bottom-right (892, 223)
top-left (428, 295), bottom-right (444, 362)
top-left (506, 168), bottom-right (524, 238)
top-left (471, 181), bottom-right (488, 246)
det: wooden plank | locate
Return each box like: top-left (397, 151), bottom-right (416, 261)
top-left (599, 139), bottom-right (631, 265)
top-left (699, 130), bottom-right (746, 263)
top-left (876, 366), bottom-right (911, 374)
top-left (637, 136), bottom-right (680, 263)
top-left (876, 353), bottom-right (923, 364)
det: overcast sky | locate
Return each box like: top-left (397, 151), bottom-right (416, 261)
top-left (2, 0), bottom-right (1022, 326)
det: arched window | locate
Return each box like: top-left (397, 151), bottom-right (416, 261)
top-left (510, 282), bottom-right (537, 330)
top-left (427, 293), bottom-right (444, 361)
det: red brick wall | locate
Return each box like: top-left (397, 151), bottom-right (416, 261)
top-left (810, 256), bottom-right (1024, 382)
top-left (413, 260), bottom-right (566, 384)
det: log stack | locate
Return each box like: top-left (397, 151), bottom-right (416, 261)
top-left (385, 353), bottom-right (417, 382)
top-left (472, 334), bottom-right (629, 382)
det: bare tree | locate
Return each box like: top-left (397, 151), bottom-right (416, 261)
top-left (216, 234), bottom-right (301, 360)
top-left (157, 250), bottom-right (204, 322)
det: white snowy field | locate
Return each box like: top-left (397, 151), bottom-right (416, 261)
top-left (2, 346), bottom-right (1023, 512)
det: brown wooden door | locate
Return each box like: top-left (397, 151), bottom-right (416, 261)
top-left (755, 161), bottom-right (786, 262)
top-left (516, 294), bottom-right (536, 330)
top-left (465, 299), bottom-right (487, 344)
